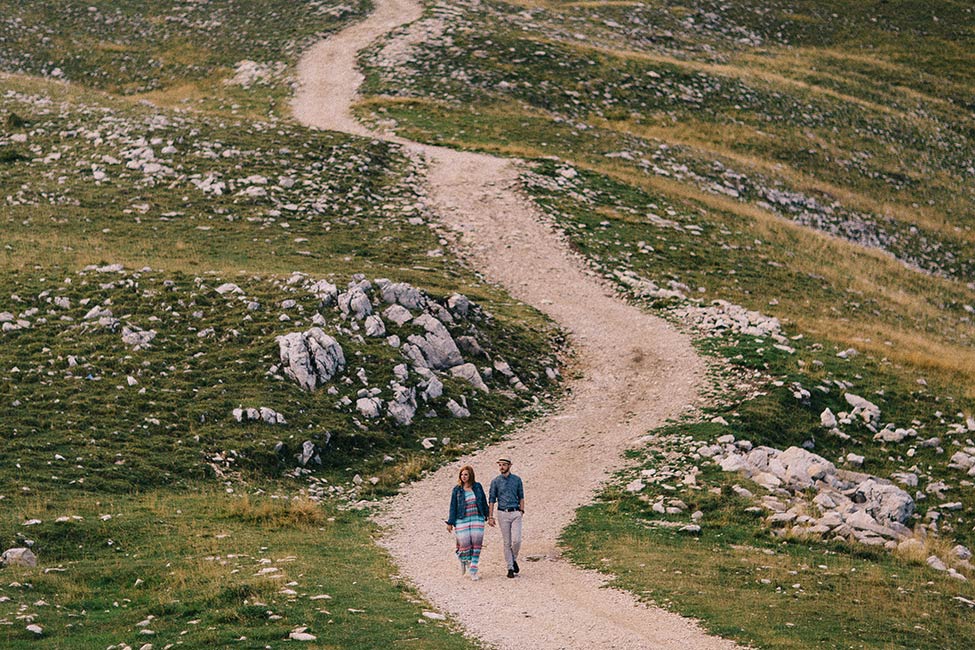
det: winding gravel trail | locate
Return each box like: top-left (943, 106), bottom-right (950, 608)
top-left (293, 1), bottom-right (741, 648)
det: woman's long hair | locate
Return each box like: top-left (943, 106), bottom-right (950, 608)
top-left (457, 465), bottom-right (476, 487)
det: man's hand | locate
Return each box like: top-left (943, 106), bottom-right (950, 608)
top-left (487, 516), bottom-right (496, 527)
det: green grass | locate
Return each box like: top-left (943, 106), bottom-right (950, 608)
top-left (562, 428), bottom-right (975, 649)
top-left (0, 490), bottom-right (477, 649)
top-left (0, 0), bottom-right (371, 116)
top-left (0, 29), bottom-right (559, 647)
top-left (354, 0), bottom-right (975, 645)
top-left (4, 0), bottom-right (975, 647)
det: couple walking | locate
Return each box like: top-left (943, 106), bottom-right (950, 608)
top-left (445, 457), bottom-right (524, 581)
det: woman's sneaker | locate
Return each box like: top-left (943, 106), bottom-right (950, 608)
top-left (460, 561), bottom-right (469, 576)
top-left (470, 573), bottom-right (481, 581)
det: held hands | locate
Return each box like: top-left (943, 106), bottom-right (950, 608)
top-left (446, 523), bottom-right (454, 532)
top-left (487, 516), bottom-right (496, 527)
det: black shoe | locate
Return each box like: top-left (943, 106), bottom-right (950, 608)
top-left (507, 569), bottom-right (515, 578)
top-left (512, 560), bottom-right (520, 574)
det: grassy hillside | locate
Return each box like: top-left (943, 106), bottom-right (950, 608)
top-left (0, 0), bottom-right (370, 115)
top-left (3, 0), bottom-right (975, 647)
top-left (0, 3), bottom-right (562, 647)
top-left (354, 0), bottom-right (975, 647)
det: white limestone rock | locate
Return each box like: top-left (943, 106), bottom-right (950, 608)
top-left (851, 478), bottom-right (915, 525)
top-left (214, 283), bottom-right (243, 295)
top-left (296, 440), bottom-right (320, 467)
top-left (446, 398), bottom-right (470, 418)
top-left (874, 427), bottom-right (915, 443)
top-left (338, 287), bottom-right (373, 319)
top-left (422, 375), bottom-right (444, 401)
top-left (277, 327), bottom-right (346, 391)
top-left (450, 363), bottom-right (489, 393)
top-left (407, 314), bottom-right (462, 370)
top-left (378, 280), bottom-right (426, 310)
top-left (364, 315), bottom-right (386, 337)
top-left (309, 279), bottom-right (338, 306)
top-left (820, 408), bottom-right (837, 428)
top-left (447, 293), bottom-right (471, 317)
top-left (2, 547), bottom-right (37, 567)
top-left (121, 326), bottom-right (157, 350)
top-left (387, 384), bottom-right (417, 426)
top-left (844, 393), bottom-right (881, 424)
top-left (356, 397), bottom-right (383, 419)
top-left (383, 304), bottom-right (413, 326)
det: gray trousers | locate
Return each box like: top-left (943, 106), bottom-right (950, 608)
top-left (496, 510), bottom-right (523, 570)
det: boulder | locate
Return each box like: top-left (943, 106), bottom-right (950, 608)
top-left (214, 283), bottom-right (243, 295)
top-left (277, 328), bottom-right (346, 391)
top-left (874, 427), bottom-right (915, 443)
top-left (406, 314), bottom-right (462, 369)
top-left (356, 397), bottom-right (383, 418)
top-left (383, 304), bottom-right (413, 326)
top-left (378, 281), bottom-right (426, 310)
top-left (337, 287), bottom-right (372, 319)
top-left (422, 375), bottom-right (444, 401)
top-left (387, 384), bottom-right (417, 426)
top-left (850, 478), bottom-right (914, 525)
top-left (446, 398), bottom-right (470, 418)
top-left (309, 279), bottom-right (338, 306)
top-left (259, 407), bottom-right (286, 425)
top-left (449, 363), bottom-right (489, 393)
top-left (121, 326), bottom-right (157, 350)
top-left (949, 451), bottom-right (975, 471)
top-left (844, 393), bottom-right (880, 424)
top-left (296, 440), bottom-right (322, 467)
top-left (364, 315), bottom-right (386, 337)
top-left (447, 293), bottom-right (471, 317)
top-left (1, 547), bottom-right (37, 567)
top-left (456, 335), bottom-right (486, 358)
top-left (820, 408), bottom-right (837, 428)
top-left (777, 446), bottom-right (836, 488)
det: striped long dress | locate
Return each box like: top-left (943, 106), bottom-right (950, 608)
top-left (454, 488), bottom-right (486, 575)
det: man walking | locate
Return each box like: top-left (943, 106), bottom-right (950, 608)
top-left (488, 457), bottom-right (524, 578)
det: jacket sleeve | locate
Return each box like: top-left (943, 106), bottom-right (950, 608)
top-left (476, 483), bottom-right (489, 518)
top-left (446, 487), bottom-right (458, 525)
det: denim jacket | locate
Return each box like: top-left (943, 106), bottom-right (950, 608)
top-left (446, 482), bottom-right (489, 526)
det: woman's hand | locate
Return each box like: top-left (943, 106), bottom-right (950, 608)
top-left (446, 524), bottom-right (454, 532)
top-left (487, 516), bottom-right (496, 527)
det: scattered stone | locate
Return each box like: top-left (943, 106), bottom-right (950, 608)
top-left (356, 397), bottom-right (383, 419)
top-left (821, 408), bottom-right (837, 428)
top-left (383, 304), bottom-right (413, 326)
top-left (446, 399), bottom-right (470, 418)
top-left (277, 327), bottom-right (346, 391)
top-left (2, 547), bottom-right (37, 567)
top-left (214, 283), bottom-right (243, 295)
top-left (406, 314), bottom-right (463, 369)
top-left (449, 363), bottom-right (488, 392)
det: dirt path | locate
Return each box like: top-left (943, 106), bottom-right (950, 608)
top-left (293, 2), bottom-right (741, 648)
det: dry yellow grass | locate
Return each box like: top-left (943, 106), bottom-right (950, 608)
top-left (95, 41), bottom-right (132, 53)
top-left (228, 494), bottom-right (326, 528)
top-left (132, 81), bottom-right (210, 107)
top-left (530, 35), bottom-right (902, 117)
top-left (592, 118), bottom-right (968, 241)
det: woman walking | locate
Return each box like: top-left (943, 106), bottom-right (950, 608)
top-left (446, 465), bottom-right (489, 580)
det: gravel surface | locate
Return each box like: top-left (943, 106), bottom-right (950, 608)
top-left (293, 1), bottom-right (742, 647)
